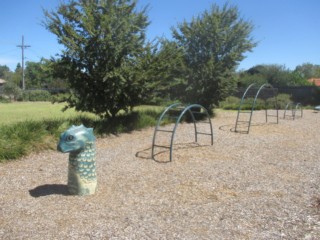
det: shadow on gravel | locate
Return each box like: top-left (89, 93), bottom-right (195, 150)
top-left (218, 124), bottom-right (236, 132)
top-left (29, 184), bottom-right (69, 198)
top-left (136, 142), bottom-right (209, 163)
top-left (219, 122), bottom-right (278, 133)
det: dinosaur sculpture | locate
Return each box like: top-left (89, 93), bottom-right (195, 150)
top-left (57, 125), bottom-right (97, 196)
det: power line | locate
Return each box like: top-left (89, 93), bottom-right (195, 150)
top-left (0, 48), bottom-right (18, 56)
top-left (17, 35), bottom-right (31, 90)
top-left (28, 48), bottom-right (44, 60)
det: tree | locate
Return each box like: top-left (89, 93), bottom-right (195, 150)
top-left (295, 63), bottom-right (320, 79)
top-left (12, 63), bottom-right (23, 88)
top-left (137, 39), bottom-right (186, 104)
top-left (0, 65), bottom-right (22, 95)
top-left (240, 64), bottom-right (310, 87)
top-left (40, 58), bottom-right (69, 89)
top-left (0, 65), bottom-right (10, 79)
top-left (244, 64), bottom-right (290, 86)
top-left (171, 3), bottom-right (256, 110)
top-left (24, 59), bottom-right (68, 89)
top-left (289, 70), bottom-right (311, 86)
top-left (237, 70), bottom-right (266, 87)
top-left (25, 61), bottom-right (44, 88)
top-left (43, 0), bottom-right (149, 118)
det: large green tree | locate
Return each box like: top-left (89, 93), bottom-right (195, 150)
top-left (43, 0), bottom-right (149, 118)
top-left (171, 3), bottom-right (256, 110)
top-left (137, 39), bottom-right (185, 104)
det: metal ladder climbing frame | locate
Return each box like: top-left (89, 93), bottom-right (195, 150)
top-left (235, 83), bottom-right (279, 134)
top-left (151, 103), bottom-right (213, 162)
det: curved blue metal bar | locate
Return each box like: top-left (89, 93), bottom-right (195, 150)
top-left (284, 102), bottom-right (295, 119)
top-left (239, 83), bottom-right (256, 111)
top-left (169, 104), bottom-right (213, 162)
top-left (235, 83), bottom-right (278, 134)
top-left (251, 83), bottom-right (270, 124)
top-left (252, 83), bottom-right (269, 109)
top-left (235, 83), bottom-right (256, 132)
top-left (295, 103), bottom-right (303, 118)
top-left (151, 103), bottom-right (182, 158)
top-left (152, 103), bottom-right (213, 162)
top-left (250, 83), bottom-right (278, 131)
top-left (284, 102), bottom-right (303, 120)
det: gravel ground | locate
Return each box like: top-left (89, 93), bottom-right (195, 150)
top-left (1, 110), bottom-right (320, 239)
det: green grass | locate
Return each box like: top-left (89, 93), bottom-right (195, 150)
top-left (0, 102), bottom-right (165, 162)
top-left (0, 102), bottom-right (97, 125)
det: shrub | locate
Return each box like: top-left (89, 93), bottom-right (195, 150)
top-left (23, 90), bottom-right (52, 101)
top-left (51, 93), bottom-right (71, 103)
top-left (219, 94), bottom-right (287, 110)
top-left (0, 121), bottom-right (50, 161)
top-left (219, 96), bottom-right (241, 110)
top-left (2, 82), bottom-right (22, 101)
top-left (0, 95), bottom-right (10, 103)
top-left (276, 93), bottom-right (292, 109)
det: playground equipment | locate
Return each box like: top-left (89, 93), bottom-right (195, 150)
top-left (57, 125), bottom-right (97, 196)
top-left (283, 102), bottom-right (303, 120)
top-left (235, 83), bottom-right (279, 134)
top-left (152, 103), bottom-right (213, 162)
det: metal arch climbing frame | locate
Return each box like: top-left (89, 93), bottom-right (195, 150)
top-left (152, 104), bottom-right (213, 162)
top-left (235, 83), bottom-right (256, 133)
top-left (284, 102), bottom-right (295, 119)
top-left (295, 103), bottom-right (303, 118)
top-left (284, 102), bottom-right (303, 120)
top-left (235, 83), bottom-right (279, 134)
top-left (253, 83), bottom-right (279, 124)
top-left (151, 103), bottom-right (184, 159)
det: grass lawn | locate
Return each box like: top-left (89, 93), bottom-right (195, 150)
top-left (0, 102), bottom-right (165, 161)
top-left (0, 102), bottom-right (98, 125)
top-left (0, 102), bottom-right (166, 125)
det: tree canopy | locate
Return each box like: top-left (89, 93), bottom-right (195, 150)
top-left (43, 0), bottom-right (149, 118)
top-left (239, 64), bottom-right (311, 87)
top-left (170, 3), bottom-right (257, 110)
top-left (294, 63), bottom-right (320, 79)
top-left (0, 65), bottom-right (10, 79)
top-left (40, 1), bottom-right (318, 114)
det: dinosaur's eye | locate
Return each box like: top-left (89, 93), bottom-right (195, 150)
top-left (66, 135), bottom-right (74, 141)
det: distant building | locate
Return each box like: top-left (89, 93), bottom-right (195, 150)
top-left (308, 78), bottom-right (320, 87)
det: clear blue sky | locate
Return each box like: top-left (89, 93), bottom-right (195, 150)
top-left (0, 0), bottom-right (319, 72)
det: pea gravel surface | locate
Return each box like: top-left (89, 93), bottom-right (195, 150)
top-left (1, 110), bottom-right (320, 239)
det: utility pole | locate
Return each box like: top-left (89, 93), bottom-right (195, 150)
top-left (17, 35), bottom-right (30, 90)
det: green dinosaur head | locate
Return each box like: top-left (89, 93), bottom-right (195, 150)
top-left (57, 125), bottom-right (95, 153)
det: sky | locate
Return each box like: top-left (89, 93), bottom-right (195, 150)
top-left (0, 0), bottom-right (319, 72)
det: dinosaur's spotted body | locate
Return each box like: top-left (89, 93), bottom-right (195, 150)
top-left (57, 125), bottom-right (97, 195)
